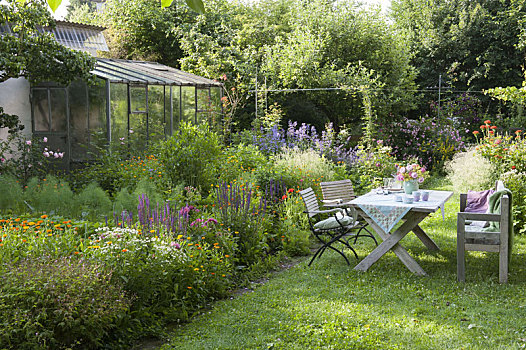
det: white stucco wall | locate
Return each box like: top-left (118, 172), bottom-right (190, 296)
top-left (0, 77), bottom-right (32, 140)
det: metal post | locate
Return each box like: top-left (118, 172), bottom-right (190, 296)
top-left (169, 86), bottom-right (173, 136)
top-left (105, 79), bottom-right (111, 147)
top-left (194, 86), bottom-right (198, 124)
top-left (265, 76), bottom-right (267, 112)
top-left (179, 86), bottom-right (182, 125)
top-left (438, 74), bottom-right (442, 120)
top-left (255, 68), bottom-right (258, 119)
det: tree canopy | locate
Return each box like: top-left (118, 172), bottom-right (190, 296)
top-left (0, 0), bottom-right (94, 85)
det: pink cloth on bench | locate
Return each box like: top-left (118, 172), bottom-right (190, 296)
top-left (466, 189), bottom-right (495, 213)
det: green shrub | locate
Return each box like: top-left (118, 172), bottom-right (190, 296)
top-left (113, 187), bottom-right (137, 214)
top-left (24, 176), bottom-right (75, 216)
top-left (0, 174), bottom-right (24, 212)
top-left (446, 147), bottom-right (497, 193)
top-left (74, 183), bottom-right (112, 221)
top-left (155, 122), bottom-right (222, 193)
top-left (218, 143), bottom-right (267, 184)
top-left (257, 148), bottom-right (346, 195)
top-left (132, 177), bottom-right (165, 209)
top-left (347, 144), bottom-right (399, 194)
top-left (0, 257), bottom-right (132, 349)
top-left (380, 116), bottom-right (465, 172)
top-left (500, 171), bottom-right (526, 234)
top-left (84, 226), bottom-right (233, 323)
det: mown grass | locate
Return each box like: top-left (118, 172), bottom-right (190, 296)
top-left (161, 184), bottom-right (526, 350)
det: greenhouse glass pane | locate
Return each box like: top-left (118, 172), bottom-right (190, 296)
top-left (50, 89), bottom-right (67, 132)
top-left (130, 85), bottom-right (147, 112)
top-left (88, 79), bottom-right (108, 152)
top-left (110, 83), bottom-right (128, 149)
top-left (68, 80), bottom-right (89, 160)
top-left (181, 86), bottom-right (195, 123)
top-left (148, 85), bottom-right (166, 143)
top-left (129, 114), bottom-right (147, 152)
top-left (165, 87), bottom-right (172, 136)
top-left (172, 86), bottom-right (181, 128)
top-left (33, 89), bottom-right (49, 132)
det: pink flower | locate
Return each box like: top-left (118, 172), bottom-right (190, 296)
top-left (129, 129), bottom-right (134, 134)
top-left (396, 174), bottom-right (405, 181)
top-left (25, 140), bottom-right (31, 146)
top-left (399, 167), bottom-right (406, 174)
top-left (411, 172), bottom-right (418, 179)
top-left (58, 152), bottom-right (64, 158)
top-left (406, 165), bottom-right (413, 172)
top-left (43, 137), bottom-right (47, 143)
top-left (418, 177), bottom-right (424, 183)
top-left (43, 151), bottom-right (50, 157)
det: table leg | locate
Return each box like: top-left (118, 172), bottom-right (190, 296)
top-left (354, 212), bottom-right (428, 276)
top-left (412, 225), bottom-right (440, 251)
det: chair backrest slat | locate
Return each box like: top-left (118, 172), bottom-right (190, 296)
top-left (299, 187), bottom-right (320, 217)
top-left (320, 179), bottom-right (356, 202)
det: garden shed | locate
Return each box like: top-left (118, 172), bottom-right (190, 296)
top-left (0, 20), bottom-right (223, 170)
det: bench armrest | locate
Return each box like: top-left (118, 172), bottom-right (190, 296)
top-left (458, 212), bottom-right (501, 222)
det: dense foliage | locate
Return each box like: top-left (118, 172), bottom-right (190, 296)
top-left (0, 0), bottom-right (95, 85)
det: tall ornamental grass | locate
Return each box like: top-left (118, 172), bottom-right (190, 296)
top-left (446, 147), bottom-right (496, 193)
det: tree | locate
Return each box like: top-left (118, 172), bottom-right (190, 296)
top-left (100, 0), bottom-right (191, 66)
top-left (179, 0), bottom-right (416, 130)
top-left (391, 0), bottom-right (526, 93)
top-left (0, 0), bottom-right (95, 132)
top-left (0, 0), bottom-right (95, 85)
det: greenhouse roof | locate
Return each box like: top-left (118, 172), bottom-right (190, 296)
top-left (92, 58), bottom-right (223, 87)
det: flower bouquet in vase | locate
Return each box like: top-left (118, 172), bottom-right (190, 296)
top-left (396, 163), bottom-right (427, 194)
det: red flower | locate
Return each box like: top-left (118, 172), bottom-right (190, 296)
top-left (484, 120), bottom-right (491, 124)
top-left (489, 131), bottom-right (495, 134)
top-left (473, 131), bottom-right (480, 135)
top-left (480, 125), bottom-right (486, 129)
top-left (281, 195), bottom-right (287, 200)
top-left (512, 166), bottom-right (516, 170)
top-left (288, 188), bottom-right (294, 193)
top-left (516, 130), bottom-right (523, 135)
top-left (490, 125), bottom-right (497, 129)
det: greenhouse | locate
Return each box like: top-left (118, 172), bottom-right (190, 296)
top-left (30, 57), bottom-right (223, 169)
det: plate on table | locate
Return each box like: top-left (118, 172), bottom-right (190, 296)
top-left (388, 188), bottom-right (403, 193)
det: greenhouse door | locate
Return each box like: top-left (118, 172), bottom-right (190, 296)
top-left (31, 87), bottom-right (70, 171)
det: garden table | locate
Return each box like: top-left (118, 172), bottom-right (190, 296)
top-left (344, 190), bottom-right (453, 275)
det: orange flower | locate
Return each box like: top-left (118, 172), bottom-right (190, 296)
top-left (473, 131), bottom-right (480, 135)
top-left (484, 120), bottom-right (491, 124)
top-left (480, 125), bottom-right (486, 129)
top-left (490, 125), bottom-right (497, 129)
top-left (516, 130), bottom-right (522, 135)
top-left (40, 215), bottom-right (48, 219)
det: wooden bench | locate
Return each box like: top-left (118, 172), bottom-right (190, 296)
top-left (457, 186), bottom-right (511, 284)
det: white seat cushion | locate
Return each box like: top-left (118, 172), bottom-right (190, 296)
top-left (314, 212), bottom-right (355, 230)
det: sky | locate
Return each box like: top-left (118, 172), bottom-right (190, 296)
top-left (52, 0), bottom-right (392, 20)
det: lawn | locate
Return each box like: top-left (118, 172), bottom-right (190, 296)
top-left (161, 186), bottom-right (526, 350)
